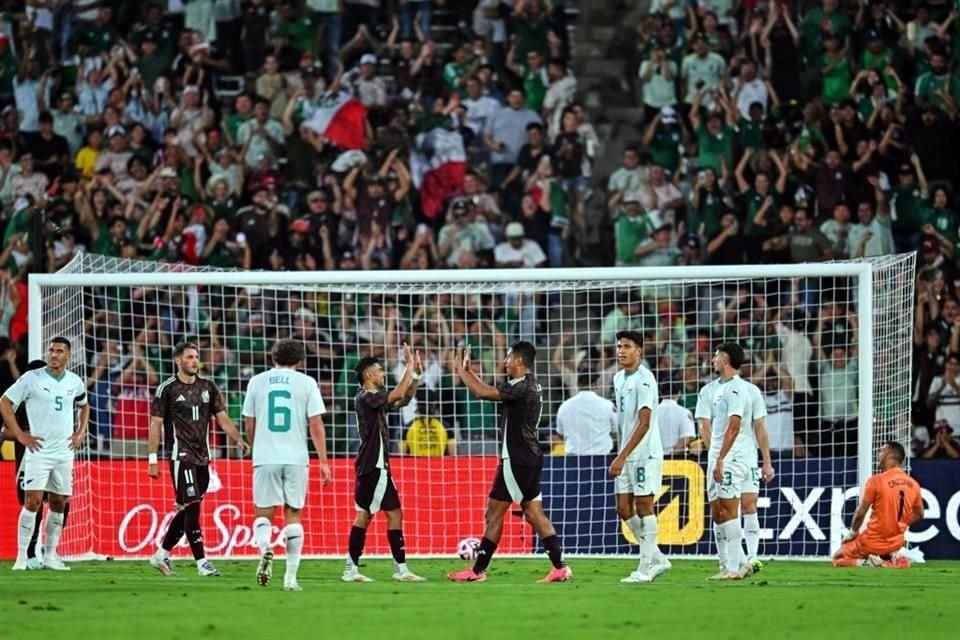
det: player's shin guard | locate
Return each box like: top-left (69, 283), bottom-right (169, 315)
top-left (743, 512), bottom-right (760, 560)
top-left (719, 520), bottom-right (746, 573)
top-left (18, 507), bottom-right (38, 559)
top-left (542, 535), bottom-right (565, 569)
top-left (348, 526), bottom-right (367, 567)
top-left (625, 515), bottom-right (644, 549)
top-left (472, 537), bottom-right (498, 573)
top-left (27, 508), bottom-right (42, 559)
top-left (640, 515), bottom-right (663, 562)
top-left (44, 511), bottom-right (65, 558)
top-left (253, 517), bottom-right (272, 554)
top-left (284, 524), bottom-right (304, 581)
top-left (183, 502), bottom-right (206, 561)
top-left (387, 529), bottom-right (406, 564)
top-left (713, 523), bottom-right (728, 567)
top-left (161, 509), bottom-right (186, 551)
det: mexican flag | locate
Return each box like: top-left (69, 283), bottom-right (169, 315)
top-left (301, 91), bottom-right (368, 150)
top-left (410, 115), bottom-right (467, 220)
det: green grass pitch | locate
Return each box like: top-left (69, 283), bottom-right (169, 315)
top-left (1, 559), bottom-right (956, 640)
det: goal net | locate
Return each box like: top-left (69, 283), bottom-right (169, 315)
top-left (24, 253), bottom-right (915, 560)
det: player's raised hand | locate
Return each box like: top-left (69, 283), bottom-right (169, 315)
top-left (17, 431), bottom-right (43, 453)
top-left (762, 463), bottom-right (775, 484)
top-left (414, 350), bottom-right (424, 375)
top-left (462, 345), bottom-right (472, 369)
top-left (319, 462), bottom-right (332, 485)
top-left (402, 342), bottom-right (414, 365)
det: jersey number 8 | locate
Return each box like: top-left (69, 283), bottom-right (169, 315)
top-left (268, 389), bottom-right (292, 432)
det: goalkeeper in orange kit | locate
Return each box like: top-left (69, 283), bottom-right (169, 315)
top-left (833, 442), bottom-right (923, 568)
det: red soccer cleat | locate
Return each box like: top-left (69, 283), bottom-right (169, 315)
top-left (447, 567), bottom-right (487, 582)
top-left (537, 565), bottom-right (573, 583)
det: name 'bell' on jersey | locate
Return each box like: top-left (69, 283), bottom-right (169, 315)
top-left (243, 368), bottom-right (326, 466)
top-left (612, 365), bottom-right (663, 462)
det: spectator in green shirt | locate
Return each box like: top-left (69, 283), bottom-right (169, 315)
top-left (800, 0), bottom-right (852, 60)
top-left (889, 157), bottom-right (928, 252)
top-left (821, 35), bottom-right (852, 106)
top-left (915, 51), bottom-right (960, 110)
top-left (612, 193), bottom-right (656, 266)
top-left (642, 106), bottom-right (687, 174)
top-left (922, 186), bottom-right (960, 258)
top-left (443, 43), bottom-right (480, 98)
top-left (507, 48), bottom-right (549, 112)
top-left (690, 87), bottom-right (737, 176)
top-left (274, 1), bottom-right (321, 62)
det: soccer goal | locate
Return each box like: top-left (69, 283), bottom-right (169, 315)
top-left (24, 253), bottom-right (915, 561)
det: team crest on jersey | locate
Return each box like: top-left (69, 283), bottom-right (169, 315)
top-left (201, 390), bottom-right (210, 403)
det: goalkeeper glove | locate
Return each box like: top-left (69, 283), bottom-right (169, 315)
top-left (841, 528), bottom-right (857, 542)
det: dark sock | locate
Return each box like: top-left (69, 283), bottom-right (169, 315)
top-left (472, 537), bottom-right (498, 573)
top-left (543, 534), bottom-right (564, 569)
top-left (387, 529), bottom-right (406, 564)
top-left (349, 526), bottom-right (367, 566)
top-left (27, 509), bottom-right (42, 559)
top-left (183, 502), bottom-right (206, 560)
top-left (162, 509), bottom-right (186, 551)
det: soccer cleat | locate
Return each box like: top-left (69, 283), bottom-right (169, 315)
top-left (722, 571), bottom-right (744, 581)
top-left (283, 579), bottom-right (303, 592)
top-left (890, 555), bottom-right (911, 569)
top-left (393, 569), bottom-right (427, 582)
top-left (620, 570), bottom-right (652, 584)
top-left (42, 555), bottom-right (71, 571)
top-left (26, 557), bottom-right (43, 570)
top-left (149, 555), bottom-right (176, 577)
top-left (750, 559), bottom-right (763, 574)
top-left (197, 560), bottom-right (221, 577)
top-left (648, 557), bottom-right (672, 580)
top-left (738, 563), bottom-right (755, 579)
top-left (537, 565), bottom-right (572, 583)
top-left (12, 556), bottom-right (27, 571)
top-left (707, 570), bottom-right (731, 581)
top-left (341, 566), bottom-right (374, 583)
top-left (447, 567), bottom-right (487, 582)
top-left (256, 551), bottom-right (274, 586)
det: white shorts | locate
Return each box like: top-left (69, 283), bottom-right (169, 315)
top-left (253, 464), bottom-right (308, 509)
top-left (706, 458), bottom-right (749, 502)
top-left (21, 455), bottom-right (73, 496)
top-left (740, 462), bottom-right (760, 496)
top-left (614, 458), bottom-right (663, 497)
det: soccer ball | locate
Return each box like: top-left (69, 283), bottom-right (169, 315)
top-left (457, 537), bottom-right (481, 560)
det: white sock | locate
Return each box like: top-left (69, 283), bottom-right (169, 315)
top-left (18, 507), bottom-right (38, 558)
top-left (154, 547), bottom-right (170, 560)
top-left (196, 558), bottom-right (208, 568)
top-left (253, 517), bottom-right (272, 554)
top-left (284, 523), bottom-right (304, 581)
top-left (625, 514), bottom-right (644, 557)
top-left (719, 520), bottom-right (745, 573)
top-left (743, 512), bottom-right (760, 561)
top-left (713, 524), bottom-right (729, 568)
top-left (44, 511), bottom-right (64, 558)
top-left (640, 515), bottom-right (663, 563)
top-left (395, 561), bottom-right (409, 574)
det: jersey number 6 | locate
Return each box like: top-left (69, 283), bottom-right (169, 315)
top-left (268, 389), bottom-right (292, 432)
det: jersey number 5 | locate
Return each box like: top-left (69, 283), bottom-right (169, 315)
top-left (54, 396), bottom-right (64, 411)
top-left (268, 389), bottom-right (292, 432)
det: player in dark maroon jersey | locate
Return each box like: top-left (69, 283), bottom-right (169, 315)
top-left (449, 341), bottom-right (571, 583)
top-left (146, 341), bottom-right (249, 577)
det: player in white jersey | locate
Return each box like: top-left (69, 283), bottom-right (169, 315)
top-left (701, 342), bottom-right (755, 580)
top-left (696, 377), bottom-right (776, 573)
top-left (244, 340), bottom-right (332, 592)
top-left (1, 338), bottom-right (88, 571)
top-left (609, 331), bottom-right (670, 584)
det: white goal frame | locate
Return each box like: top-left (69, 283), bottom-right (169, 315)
top-left (26, 256), bottom-right (914, 560)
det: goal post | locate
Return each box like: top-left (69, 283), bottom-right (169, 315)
top-left (23, 253), bottom-right (915, 560)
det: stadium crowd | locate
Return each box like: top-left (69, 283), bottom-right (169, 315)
top-left (0, 0), bottom-right (955, 460)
